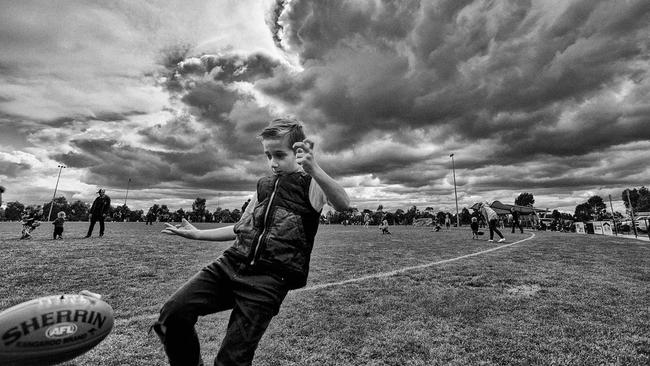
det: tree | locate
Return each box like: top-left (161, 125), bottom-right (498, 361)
top-left (515, 192), bottom-right (535, 207)
top-left (69, 200), bottom-right (89, 221)
top-left (173, 208), bottom-right (186, 222)
top-left (404, 206), bottom-right (418, 225)
top-left (436, 211), bottom-right (446, 224)
top-left (0, 185), bottom-right (5, 206)
top-left (393, 209), bottom-right (405, 225)
top-left (574, 203), bottom-right (592, 221)
top-left (460, 207), bottom-right (471, 225)
top-left (587, 196), bottom-right (607, 220)
top-left (113, 205), bottom-right (132, 222)
top-left (622, 187), bottom-right (650, 213)
top-left (574, 196), bottom-right (607, 221)
top-left (4, 201), bottom-right (24, 221)
top-left (43, 196), bottom-right (70, 221)
top-left (129, 209), bottom-right (144, 222)
top-left (192, 197), bottom-right (207, 222)
top-left (159, 205), bottom-right (171, 221)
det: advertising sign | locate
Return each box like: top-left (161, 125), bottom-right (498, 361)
top-left (591, 221), bottom-right (613, 235)
top-left (601, 221), bottom-right (613, 236)
top-left (575, 222), bottom-right (586, 234)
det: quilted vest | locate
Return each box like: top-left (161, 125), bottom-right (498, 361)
top-left (224, 172), bottom-right (321, 289)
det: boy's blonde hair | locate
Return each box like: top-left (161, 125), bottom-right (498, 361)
top-left (259, 117), bottom-right (306, 150)
top-left (57, 211), bottom-right (66, 218)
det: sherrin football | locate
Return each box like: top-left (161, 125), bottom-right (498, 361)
top-left (0, 293), bottom-right (114, 366)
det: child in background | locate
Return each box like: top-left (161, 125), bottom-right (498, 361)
top-left (153, 117), bottom-right (349, 366)
top-left (52, 211), bottom-right (66, 239)
top-left (470, 216), bottom-right (480, 239)
top-left (20, 206), bottom-right (42, 239)
top-left (380, 218), bottom-right (391, 235)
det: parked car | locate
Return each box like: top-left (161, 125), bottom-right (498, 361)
top-left (635, 216), bottom-right (649, 232)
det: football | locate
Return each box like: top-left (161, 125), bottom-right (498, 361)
top-left (0, 293), bottom-right (114, 366)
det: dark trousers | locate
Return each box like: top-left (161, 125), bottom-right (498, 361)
top-left (53, 227), bottom-right (63, 239)
top-left (511, 219), bottom-right (524, 233)
top-left (489, 219), bottom-right (504, 240)
top-left (86, 215), bottom-right (105, 236)
top-left (153, 256), bottom-right (288, 366)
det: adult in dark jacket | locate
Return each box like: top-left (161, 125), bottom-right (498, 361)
top-left (510, 207), bottom-right (524, 233)
top-left (85, 189), bottom-right (111, 237)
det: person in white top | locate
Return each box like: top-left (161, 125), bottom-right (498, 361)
top-left (478, 202), bottom-right (505, 243)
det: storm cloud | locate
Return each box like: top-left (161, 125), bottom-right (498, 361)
top-left (0, 0), bottom-right (648, 213)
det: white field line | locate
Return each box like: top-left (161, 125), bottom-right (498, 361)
top-left (293, 232), bottom-right (536, 293)
top-left (116, 233), bottom-right (535, 326)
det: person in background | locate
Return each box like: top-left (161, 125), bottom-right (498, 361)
top-left (380, 217), bottom-right (391, 235)
top-left (510, 207), bottom-right (524, 234)
top-left (20, 206), bottom-right (43, 239)
top-left (478, 202), bottom-right (505, 243)
top-left (470, 217), bottom-right (480, 239)
top-left (85, 188), bottom-right (111, 238)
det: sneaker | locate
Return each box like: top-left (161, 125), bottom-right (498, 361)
top-left (84, 235), bottom-right (91, 238)
top-left (488, 239), bottom-right (494, 242)
top-left (498, 238), bottom-right (506, 243)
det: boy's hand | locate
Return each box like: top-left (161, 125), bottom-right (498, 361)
top-left (162, 218), bottom-right (198, 239)
top-left (293, 139), bottom-right (318, 174)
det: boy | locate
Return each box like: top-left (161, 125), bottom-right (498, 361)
top-left (20, 206), bottom-right (42, 239)
top-left (52, 211), bottom-right (66, 239)
top-left (470, 217), bottom-right (480, 239)
top-left (153, 117), bottom-right (349, 366)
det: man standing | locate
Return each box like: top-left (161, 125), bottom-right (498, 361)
top-left (510, 207), bottom-right (524, 234)
top-left (85, 188), bottom-right (111, 238)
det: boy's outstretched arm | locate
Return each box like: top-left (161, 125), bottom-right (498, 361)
top-left (162, 218), bottom-right (236, 241)
top-left (294, 139), bottom-right (350, 212)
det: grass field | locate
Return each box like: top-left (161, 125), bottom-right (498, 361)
top-left (1, 222), bottom-right (649, 365)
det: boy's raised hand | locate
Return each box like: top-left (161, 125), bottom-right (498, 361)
top-left (162, 218), bottom-right (198, 239)
top-left (293, 139), bottom-right (318, 174)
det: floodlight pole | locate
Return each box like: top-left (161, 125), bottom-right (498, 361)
top-left (450, 153), bottom-right (460, 227)
top-left (47, 165), bottom-right (65, 221)
top-left (124, 178), bottom-right (131, 206)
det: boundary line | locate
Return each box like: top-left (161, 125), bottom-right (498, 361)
top-left (115, 233), bottom-right (535, 325)
top-left (294, 232), bottom-right (536, 292)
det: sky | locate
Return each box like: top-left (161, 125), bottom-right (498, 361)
top-left (1, 0), bottom-right (649, 215)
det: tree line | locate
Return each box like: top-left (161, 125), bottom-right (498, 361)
top-left (573, 186), bottom-right (650, 221)
top-left (1, 186), bottom-right (647, 224)
top-left (0, 197), bottom-right (244, 223)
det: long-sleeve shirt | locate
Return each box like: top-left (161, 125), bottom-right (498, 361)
top-left (480, 206), bottom-right (498, 222)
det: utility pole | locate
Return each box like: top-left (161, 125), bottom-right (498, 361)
top-left (450, 153), bottom-right (459, 227)
top-left (47, 165), bottom-right (65, 221)
top-left (608, 194), bottom-right (617, 236)
top-left (625, 190), bottom-right (638, 238)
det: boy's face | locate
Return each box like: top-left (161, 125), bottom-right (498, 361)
top-left (262, 137), bottom-right (300, 175)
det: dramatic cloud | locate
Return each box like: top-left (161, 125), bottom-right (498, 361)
top-left (1, 0), bottom-right (649, 214)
